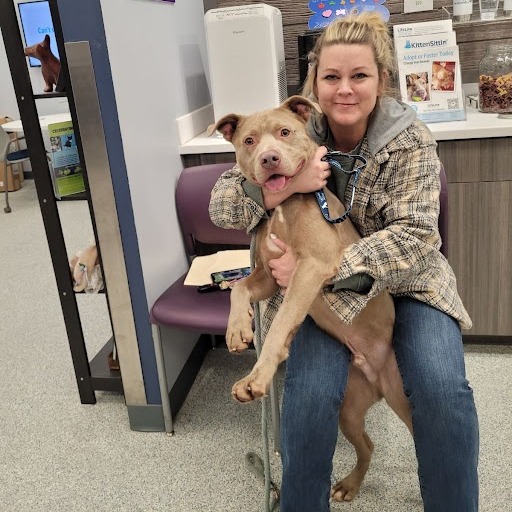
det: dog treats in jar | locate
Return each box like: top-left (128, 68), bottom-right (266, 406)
top-left (478, 44), bottom-right (512, 114)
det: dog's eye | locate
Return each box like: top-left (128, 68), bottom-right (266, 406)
top-left (281, 129), bottom-right (291, 137)
top-left (244, 137), bottom-right (254, 146)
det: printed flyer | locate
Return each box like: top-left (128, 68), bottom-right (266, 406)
top-left (48, 121), bottom-right (85, 198)
top-left (394, 21), bottom-right (466, 123)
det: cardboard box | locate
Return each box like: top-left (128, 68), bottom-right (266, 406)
top-left (1, 116), bottom-right (24, 192)
top-left (0, 163), bottom-right (22, 192)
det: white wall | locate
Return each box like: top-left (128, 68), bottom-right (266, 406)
top-left (99, 0), bottom-right (211, 309)
top-left (0, 31), bottom-right (18, 119)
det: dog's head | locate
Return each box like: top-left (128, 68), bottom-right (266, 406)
top-left (208, 96), bottom-right (320, 192)
top-left (24, 34), bottom-right (53, 60)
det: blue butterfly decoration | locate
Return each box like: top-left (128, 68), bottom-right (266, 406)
top-left (308, 0), bottom-right (390, 30)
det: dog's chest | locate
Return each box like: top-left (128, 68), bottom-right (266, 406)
top-left (257, 194), bottom-right (341, 262)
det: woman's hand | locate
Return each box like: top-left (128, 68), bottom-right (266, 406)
top-left (262, 146), bottom-right (331, 210)
top-left (290, 145), bottom-right (331, 194)
top-left (268, 234), bottom-right (296, 288)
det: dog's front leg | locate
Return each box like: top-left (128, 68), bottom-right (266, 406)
top-left (232, 259), bottom-right (330, 402)
top-left (226, 266), bottom-right (278, 353)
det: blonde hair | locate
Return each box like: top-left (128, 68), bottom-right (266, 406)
top-left (302, 12), bottom-right (396, 99)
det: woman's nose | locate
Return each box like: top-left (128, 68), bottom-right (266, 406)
top-left (336, 79), bottom-right (352, 94)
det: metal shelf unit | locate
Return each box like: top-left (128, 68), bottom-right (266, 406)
top-left (0, 0), bottom-right (122, 402)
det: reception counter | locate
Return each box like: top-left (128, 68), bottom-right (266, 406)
top-left (179, 106), bottom-right (512, 341)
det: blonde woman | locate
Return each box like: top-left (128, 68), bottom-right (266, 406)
top-left (209, 12), bottom-right (478, 511)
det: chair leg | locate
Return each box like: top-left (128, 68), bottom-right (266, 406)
top-left (151, 324), bottom-right (174, 435)
top-left (269, 374), bottom-right (281, 455)
top-left (4, 164), bottom-right (11, 213)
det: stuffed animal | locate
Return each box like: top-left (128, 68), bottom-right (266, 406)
top-left (69, 243), bottom-right (104, 293)
top-left (24, 34), bottom-right (61, 93)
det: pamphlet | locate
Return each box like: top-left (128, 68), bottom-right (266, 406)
top-left (394, 21), bottom-right (466, 123)
top-left (184, 249), bottom-right (251, 286)
top-left (47, 121), bottom-right (85, 198)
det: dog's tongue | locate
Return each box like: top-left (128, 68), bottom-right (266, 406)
top-left (265, 174), bottom-right (286, 191)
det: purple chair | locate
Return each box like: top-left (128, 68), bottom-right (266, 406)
top-left (151, 163), bottom-right (282, 445)
top-left (150, 162), bottom-right (249, 337)
top-left (150, 163), bottom-right (251, 434)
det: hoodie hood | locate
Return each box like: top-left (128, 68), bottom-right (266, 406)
top-left (306, 96), bottom-right (417, 156)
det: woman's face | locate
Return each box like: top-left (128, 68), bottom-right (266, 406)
top-left (314, 43), bottom-right (383, 142)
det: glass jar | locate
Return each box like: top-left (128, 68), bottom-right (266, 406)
top-left (478, 44), bottom-right (512, 114)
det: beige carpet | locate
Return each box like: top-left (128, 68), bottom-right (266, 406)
top-left (0, 180), bottom-right (510, 511)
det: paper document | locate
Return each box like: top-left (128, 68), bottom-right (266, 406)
top-left (184, 249), bottom-right (251, 286)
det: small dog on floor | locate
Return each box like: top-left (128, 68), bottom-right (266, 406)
top-left (209, 96), bottom-right (413, 502)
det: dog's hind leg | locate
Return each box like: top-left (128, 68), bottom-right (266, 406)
top-left (332, 367), bottom-right (380, 503)
top-left (379, 352), bottom-right (413, 434)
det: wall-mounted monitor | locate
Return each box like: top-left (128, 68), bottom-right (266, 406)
top-left (18, 0), bottom-right (60, 67)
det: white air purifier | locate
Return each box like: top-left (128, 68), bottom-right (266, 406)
top-left (204, 4), bottom-right (287, 121)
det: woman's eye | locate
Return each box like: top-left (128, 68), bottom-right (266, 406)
top-left (281, 128), bottom-right (291, 137)
top-left (323, 74), bottom-right (337, 81)
top-left (244, 137), bottom-right (254, 146)
top-left (354, 73), bottom-right (368, 79)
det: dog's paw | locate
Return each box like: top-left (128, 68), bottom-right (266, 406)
top-left (331, 474), bottom-right (363, 502)
top-left (226, 311), bottom-right (254, 353)
top-left (231, 371), bottom-right (269, 403)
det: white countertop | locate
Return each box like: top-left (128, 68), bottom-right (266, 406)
top-left (179, 106), bottom-right (512, 155)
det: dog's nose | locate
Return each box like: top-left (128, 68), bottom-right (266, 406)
top-left (260, 151), bottom-right (280, 169)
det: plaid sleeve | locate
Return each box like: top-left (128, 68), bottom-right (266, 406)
top-left (209, 164), bottom-right (266, 233)
top-left (329, 124), bottom-right (442, 316)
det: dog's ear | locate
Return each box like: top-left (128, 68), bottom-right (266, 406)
top-left (281, 95), bottom-right (322, 122)
top-left (207, 114), bottom-right (242, 142)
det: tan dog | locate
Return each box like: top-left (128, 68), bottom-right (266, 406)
top-left (210, 95), bottom-right (413, 502)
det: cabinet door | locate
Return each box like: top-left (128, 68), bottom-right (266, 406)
top-left (448, 181), bottom-right (512, 336)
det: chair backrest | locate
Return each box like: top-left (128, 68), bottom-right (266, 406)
top-left (439, 163), bottom-right (448, 259)
top-left (176, 163), bottom-right (251, 260)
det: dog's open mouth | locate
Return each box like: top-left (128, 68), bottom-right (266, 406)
top-left (263, 160), bottom-right (305, 192)
top-left (264, 174), bottom-right (290, 192)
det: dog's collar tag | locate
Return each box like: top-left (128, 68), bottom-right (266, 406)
top-left (315, 152), bottom-right (366, 224)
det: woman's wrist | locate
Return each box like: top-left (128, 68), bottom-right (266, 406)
top-left (262, 187), bottom-right (294, 210)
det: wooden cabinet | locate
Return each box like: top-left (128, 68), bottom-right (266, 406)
top-left (438, 138), bottom-right (512, 338)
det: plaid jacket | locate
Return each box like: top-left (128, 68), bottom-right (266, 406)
top-left (209, 118), bottom-right (472, 336)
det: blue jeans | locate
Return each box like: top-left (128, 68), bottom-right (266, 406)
top-left (280, 297), bottom-right (479, 512)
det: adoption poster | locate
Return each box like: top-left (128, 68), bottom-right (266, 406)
top-left (393, 20), bottom-right (466, 123)
top-left (48, 121), bottom-right (85, 198)
top-left (396, 45), bottom-right (466, 123)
